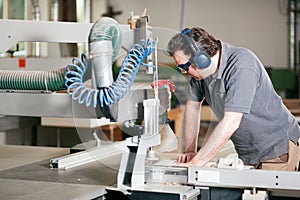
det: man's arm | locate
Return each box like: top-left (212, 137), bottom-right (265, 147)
top-left (183, 111), bottom-right (243, 167)
top-left (184, 100), bottom-right (202, 152)
top-left (177, 100), bottom-right (202, 163)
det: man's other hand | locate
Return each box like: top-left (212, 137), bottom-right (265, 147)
top-left (150, 79), bottom-right (175, 92)
top-left (177, 152), bottom-right (197, 163)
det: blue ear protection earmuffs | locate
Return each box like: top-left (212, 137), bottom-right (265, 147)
top-left (181, 28), bottom-right (211, 69)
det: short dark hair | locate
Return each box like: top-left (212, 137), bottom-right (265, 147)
top-left (167, 27), bottom-right (220, 58)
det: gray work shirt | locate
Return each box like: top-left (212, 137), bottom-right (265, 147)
top-left (188, 41), bottom-right (300, 165)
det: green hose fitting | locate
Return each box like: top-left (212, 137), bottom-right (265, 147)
top-left (88, 17), bottom-right (122, 62)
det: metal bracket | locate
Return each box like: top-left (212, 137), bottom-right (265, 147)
top-left (50, 141), bottom-right (125, 170)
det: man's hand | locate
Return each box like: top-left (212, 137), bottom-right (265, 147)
top-left (177, 152), bottom-right (197, 163)
top-left (177, 153), bottom-right (207, 167)
top-left (150, 79), bottom-right (175, 92)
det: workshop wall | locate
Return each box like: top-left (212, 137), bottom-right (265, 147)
top-left (108, 0), bottom-right (288, 68)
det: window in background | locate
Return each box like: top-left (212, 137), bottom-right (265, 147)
top-left (0, 0), bottom-right (3, 18)
top-left (10, 0), bottom-right (27, 20)
top-left (76, 0), bottom-right (90, 56)
top-left (0, 0), bottom-right (28, 57)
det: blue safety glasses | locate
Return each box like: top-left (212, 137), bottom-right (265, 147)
top-left (177, 61), bottom-right (191, 72)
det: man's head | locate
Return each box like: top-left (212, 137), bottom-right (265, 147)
top-left (167, 27), bottom-right (220, 78)
top-left (168, 27), bottom-right (219, 58)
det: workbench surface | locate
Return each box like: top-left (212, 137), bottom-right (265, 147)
top-left (0, 145), bottom-right (120, 200)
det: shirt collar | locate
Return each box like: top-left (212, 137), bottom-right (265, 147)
top-left (216, 40), bottom-right (229, 79)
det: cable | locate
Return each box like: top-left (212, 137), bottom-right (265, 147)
top-left (65, 39), bottom-right (156, 108)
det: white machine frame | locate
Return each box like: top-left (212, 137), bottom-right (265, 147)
top-left (0, 19), bottom-right (133, 119)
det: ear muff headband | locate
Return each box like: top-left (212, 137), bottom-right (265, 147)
top-left (181, 28), bottom-right (211, 69)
